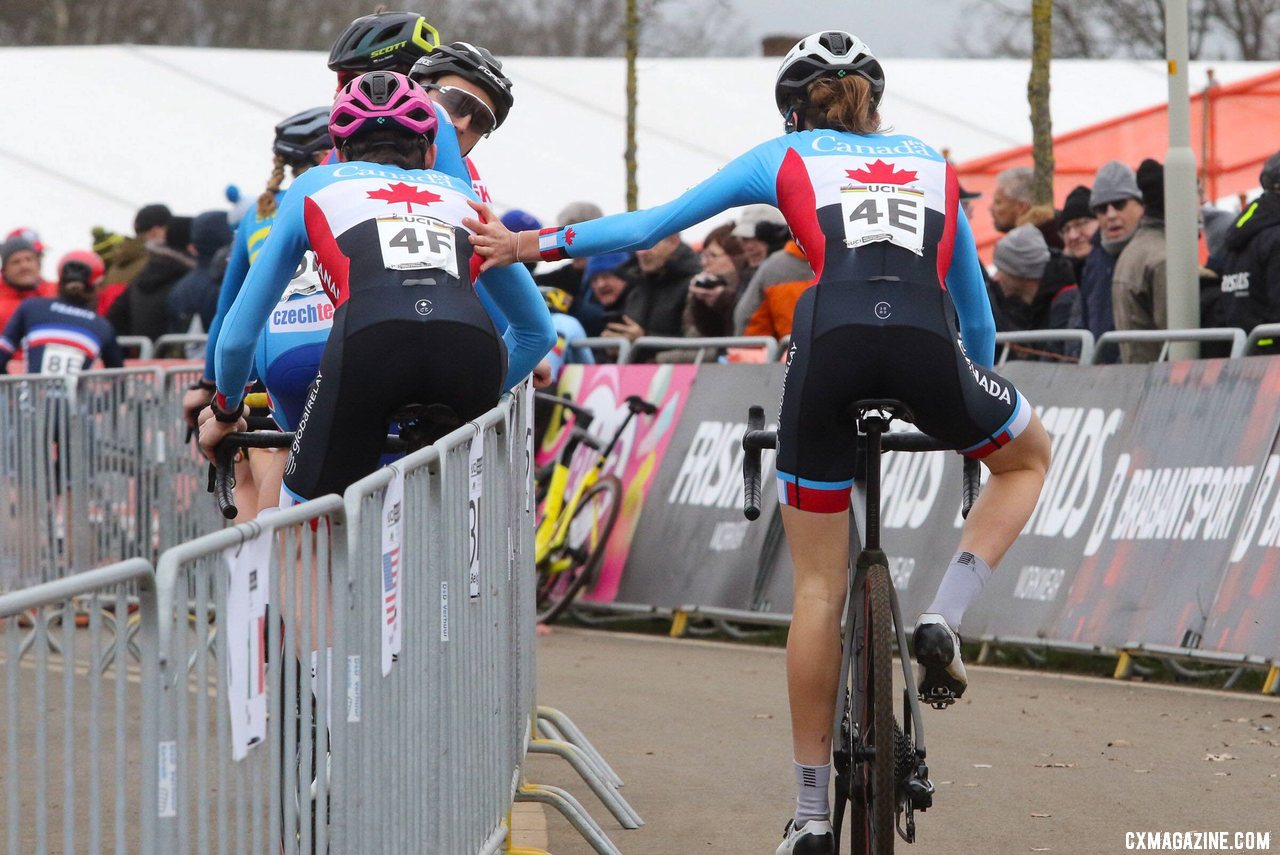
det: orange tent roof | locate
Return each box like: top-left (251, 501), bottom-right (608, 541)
top-left (956, 68), bottom-right (1280, 261)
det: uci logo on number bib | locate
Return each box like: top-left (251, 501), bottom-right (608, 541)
top-left (375, 215), bottom-right (460, 278)
top-left (840, 159), bottom-right (926, 256)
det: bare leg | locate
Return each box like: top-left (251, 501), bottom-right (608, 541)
top-left (958, 412), bottom-right (1051, 568)
top-left (780, 504), bottom-right (850, 766)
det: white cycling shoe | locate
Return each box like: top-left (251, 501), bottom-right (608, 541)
top-left (775, 818), bottom-right (834, 855)
top-left (913, 613), bottom-right (967, 707)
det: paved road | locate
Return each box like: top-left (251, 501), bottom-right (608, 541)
top-left (529, 628), bottom-right (1280, 855)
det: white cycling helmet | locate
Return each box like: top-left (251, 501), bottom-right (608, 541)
top-left (774, 31), bottom-right (885, 118)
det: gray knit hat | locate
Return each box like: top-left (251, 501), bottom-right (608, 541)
top-left (1089, 161), bottom-right (1143, 210)
top-left (557, 201), bottom-right (603, 228)
top-left (994, 224), bottom-right (1050, 279)
top-left (1, 235), bottom-right (37, 267)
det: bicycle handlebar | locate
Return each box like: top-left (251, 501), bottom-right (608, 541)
top-left (208, 431), bottom-right (293, 519)
top-left (739, 409), bottom-right (983, 521)
top-left (535, 391), bottom-right (595, 429)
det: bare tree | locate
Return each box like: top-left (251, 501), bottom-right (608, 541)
top-left (1029, 0), bottom-right (1055, 206)
top-left (953, 0), bottom-right (1269, 59)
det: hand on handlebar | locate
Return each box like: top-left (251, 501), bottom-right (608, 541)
top-left (182, 385), bottom-right (214, 430)
top-left (196, 405), bottom-right (247, 463)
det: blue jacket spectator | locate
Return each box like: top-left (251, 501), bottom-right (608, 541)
top-left (168, 211), bottom-right (233, 334)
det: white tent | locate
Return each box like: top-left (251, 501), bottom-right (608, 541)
top-left (2, 45), bottom-right (1276, 274)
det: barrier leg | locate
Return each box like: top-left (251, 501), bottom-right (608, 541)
top-left (669, 610), bottom-right (688, 638)
top-left (977, 641), bottom-right (992, 665)
top-left (1114, 651), bottom-right (1134, 680)
top-left (527, 738), bottom-right (642, 829)
top-left (1264, 665), bottom-right (1280, 696)
top-left (536, 706), bottom-right (624, 788)
top-left (516, 783), bottom-right (624, 855)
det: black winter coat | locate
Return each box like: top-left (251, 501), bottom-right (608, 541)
top-left (1216, 193), bottom-right (1280, 351)
top-left (621, 242), bottom-right (701, 339)
top-left (106, 247), bottom-right (195, 341)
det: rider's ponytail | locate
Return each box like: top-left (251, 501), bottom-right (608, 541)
top-left (804, 75), bottom-right (882, 136)
top-left (257, 154), bottom-right (287, 219)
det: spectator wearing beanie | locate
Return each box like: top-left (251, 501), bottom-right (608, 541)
top-left (1, 235), bottom-right (57, 331)
top-left (1079, 161), bottom-right (1145, 353)
top-left (107, 215), bottom-right (195, 340)
top-left (989, 224), bottom-right (1082, 361)
top-left (1112, 159), bottom-right (1168, 363)
top-left (1057, 185), bottom-right (1097, 281)
top-left (1214, 150), bottom-right (1280, 353)
top-left (167, 210), bottom-right (233, 335)
top-left (576, 251), bottom-right (633, 337)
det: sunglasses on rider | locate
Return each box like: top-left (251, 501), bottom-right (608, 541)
top-left (425, 85), bottom-right (497, 138)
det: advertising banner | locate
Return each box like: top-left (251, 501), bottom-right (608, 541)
top-left (1050, 357), bottom-right (1280, 649)
top-left (546, 364), bottom-right (697, 603)
top-left (616, 364), bottom-right (786, 610)
top-left (1187, 372), bottom-right (1280, 658)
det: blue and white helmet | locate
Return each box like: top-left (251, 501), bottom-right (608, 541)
top-left (774, 31), bottom-right (885, 117)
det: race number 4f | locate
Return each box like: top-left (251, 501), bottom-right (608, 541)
top-left (840, 185), bottom-right (925, 256)
top-left (376, 215), bottom-right (460, 277)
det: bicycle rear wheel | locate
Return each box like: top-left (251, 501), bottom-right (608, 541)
top-left (535, 475), bottom-right (621, 624)
top-left (849, 561), bottom-right (896, 855)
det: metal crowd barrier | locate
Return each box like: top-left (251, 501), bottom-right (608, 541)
top-left (153, 334), bottom-right (208, 361)
top-left (0, 558), bottom-right (160, 855)
top-left (1093, 327), bottom-right (1248, 362)
top-left (570, 336), bottom-right (633, 365)
top-left (1, 375), bottom-right (73, 588)
top-left (626, 335), bottom-right (780, 364)
top-left (1, 367), bottom-right (217, 591)
top-left (116, 336), bottom-right (155, 360)
top-left (994, 329), bottom-right (1095, 365)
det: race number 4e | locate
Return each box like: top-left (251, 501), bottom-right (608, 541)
top-left (840, 185), bottom-right (925, 256)
top-left (375, 215), bottom-right (460, 277)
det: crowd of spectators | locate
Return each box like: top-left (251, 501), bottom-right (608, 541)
top-left (5, 146), bottom-right (1280, 375)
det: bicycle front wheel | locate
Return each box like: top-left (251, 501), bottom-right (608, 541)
top-left (850, 562), bottom-right (896, 855)
top-left (535, 475), bottom-right (621, 624)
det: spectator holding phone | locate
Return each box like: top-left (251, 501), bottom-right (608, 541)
top-left (683, 223), bottom-right (748, 338)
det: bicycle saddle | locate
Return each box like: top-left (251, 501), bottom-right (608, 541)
top-left (849, 398), bottom-right (917, 425)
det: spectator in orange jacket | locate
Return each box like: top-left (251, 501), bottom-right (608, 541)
top-left (744, 277), bottom-right (812, 341)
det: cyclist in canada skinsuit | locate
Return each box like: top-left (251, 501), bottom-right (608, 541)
top-left (198, 72), bottom-right (554, 506)
top-left (467, 31), bottom-right (1050, 855)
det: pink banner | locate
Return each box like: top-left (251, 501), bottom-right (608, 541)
top-left (540, 364), bottom-right (697, 603)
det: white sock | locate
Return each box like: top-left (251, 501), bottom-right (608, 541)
top-left (794, 761), bottom-right (831, 824)
top-left (925, 551), bottom-right (993, 629)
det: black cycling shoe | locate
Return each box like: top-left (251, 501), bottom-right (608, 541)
top-left (775, 818), bottom-right (834, 855)
top-left (913, 613), bottom-right (967, 708)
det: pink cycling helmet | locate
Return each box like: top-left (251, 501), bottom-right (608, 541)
top-left (329, 71), bottom-right (438, 144)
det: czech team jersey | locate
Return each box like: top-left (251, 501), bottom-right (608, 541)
top-left (0, 298), bottom-right (124, 375)
top-left (214, 159), bottom-right (551, 412)
top-left (533, 130), bottom-right (995, 368)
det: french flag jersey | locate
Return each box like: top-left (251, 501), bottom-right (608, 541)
top-left (0, 298), bottom-right (124, 375)
top-left (534, 129), bottom-right (995, 368)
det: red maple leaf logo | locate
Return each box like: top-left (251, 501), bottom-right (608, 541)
top-left (846, 160), bottom-right (918, 186)
top-left (564, 227), bottom-right (576, 246)
top-left (366, 182), bottom-right (442, 213)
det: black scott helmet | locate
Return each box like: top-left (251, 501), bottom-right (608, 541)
top-left (410, 41), bottom-right (514, 128)
top-left (327, 11), bottom-right (441, 75)
top-left (774, 31), bottom-right (885, 117)
top-left (273, 106), bottom-right (333, 165)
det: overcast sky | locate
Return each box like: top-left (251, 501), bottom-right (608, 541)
top-left (670, 0), bottom-right (972, 56)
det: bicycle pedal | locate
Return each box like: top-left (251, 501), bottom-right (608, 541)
top-left (919, 687), bottom-right (958, 709)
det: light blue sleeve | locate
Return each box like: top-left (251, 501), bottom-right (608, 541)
top-left (475, 263), bottom-right (556, 390)
top-left (215, 178), bottom-right (315, 409)
top-left (945, 208), bottom-right (997, 369)
top-left (203, 213), bottom-right (256, 381)
top-left (431, 108), bottom-right (472, 187)
top-left (551, 139), bottom-right (785, 257)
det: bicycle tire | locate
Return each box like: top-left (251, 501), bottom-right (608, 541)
top-left (850, 563), bottom-right (896, 854)
top-left (536, 476), bottom-right (622, 624)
